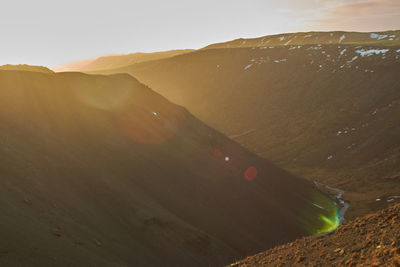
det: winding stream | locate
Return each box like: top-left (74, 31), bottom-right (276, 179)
top-left (324, 185), bottom-right (350, 224)
top-left (314, 181), bottom-right (350, 224)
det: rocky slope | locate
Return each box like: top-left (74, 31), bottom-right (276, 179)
top-left (0, 70), bottom-right (336, 266)
top-left (82, 30), bottom-right (400, 219)
top-left (230, 203), bottom-right (400, 267)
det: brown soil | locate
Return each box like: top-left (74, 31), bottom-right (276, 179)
top-left (230, 203), bottom-right (400, 267)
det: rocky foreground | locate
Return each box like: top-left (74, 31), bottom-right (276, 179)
top-left (230, 204), bottom-right (400, 266)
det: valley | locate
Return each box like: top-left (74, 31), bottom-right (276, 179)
top-left (79, 31), bottom-right (400, 220)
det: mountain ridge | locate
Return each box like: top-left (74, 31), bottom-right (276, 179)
top-left (202, 30), bottom-right (400, 50)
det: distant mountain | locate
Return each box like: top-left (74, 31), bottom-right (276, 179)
top-left (54, 49), bottom-right (194, 72)
top-left (0, 64), bottom-right (54, 73)
top-left (83, 30), bottom-right (400, 220)
top-left (230, 203), bottom-right (400, 266)
top-left (0, 70), bottom-right (335, 266)
top-left (203, 30), bottom-right (400, 49)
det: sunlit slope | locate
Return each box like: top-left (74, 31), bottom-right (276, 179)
top-left (202, 30), bottom-right (400, 49)
top-left (89, 36), bottom-right (400, 219)
top-left (0, 64), bottom-right (54, 73)
top-left (230, 203), bottom-right (400, 267)
top-left (55, 49), bottom-right (194, 72)
top-left (0, 70), bottom-right (335, 266)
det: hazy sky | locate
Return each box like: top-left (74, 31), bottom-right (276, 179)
top-left (1, 0), bottom-right (399, 67)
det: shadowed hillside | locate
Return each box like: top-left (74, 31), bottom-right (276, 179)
top-left (84, 31), bottom-right (400, 219)
top-left (0, 70), bottom-right (336, 266)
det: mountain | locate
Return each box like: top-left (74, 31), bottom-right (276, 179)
top-left (203, 30), bottom-right (400, 49)
top-left (82, 30), bottom-right (400, 220)
top-left (0, 64), bottom-right (54, 73)
top-left (230, 203), bottom-right (400, 266)
top-left (54, 49), bottom-right (194, 72)
top-left (0, 70), bottom-right (336, 266)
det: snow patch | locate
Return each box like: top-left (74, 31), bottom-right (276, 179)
top-left (274, 59), bottom-right (288, 63)
top-left (356, 49), bottom-right (389, 57)
top-left (289, 45), bottom-right (302, 50)
top-left (339, 34), bottom-right (346, 43)
top-left (313, 203), bottom-right (325, 210)
top-left (349, 56), bottom-right (358, 63)
top-left (284, 39), bottom-right (292, 46)
top-left (259, 46), bottom-right (275, 50)
top-left (370, 33), bottom-right (388, 40)
top-left (308, 46), bottom-right (322, 50)
top-left (244, 64), bottom-right (253, 70)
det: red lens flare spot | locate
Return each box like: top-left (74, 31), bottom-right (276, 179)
top-left (213, 149), bottom-right (222, 158)
top-left (244, 166), bottom-right (258, 181)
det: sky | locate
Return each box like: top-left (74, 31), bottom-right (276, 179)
top-left (0, 0), bottom-right (399, 67)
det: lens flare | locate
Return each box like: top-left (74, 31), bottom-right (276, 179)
top-left (73, 75), bottom-right (186, 144)
top-left (244, 166), bottom-right (258, 181)
top-left (75, 81), bottom-right (132, 111)
top-left (213, 149), bottom-right (222, 158)
top-left (118, 105), bottom-right (186, 144)
top-left (299, 193), bottom-right (339, 235)
top-left (318, 212), bottom-right (340, 234)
